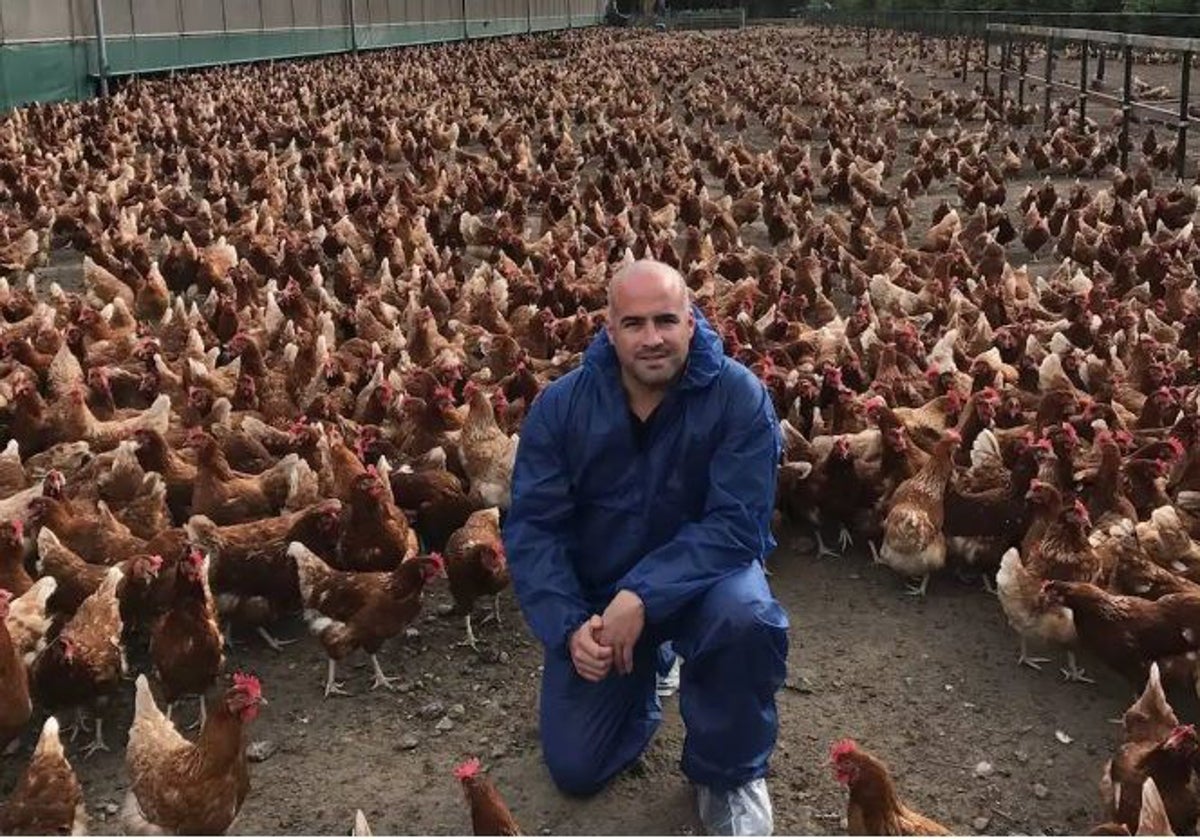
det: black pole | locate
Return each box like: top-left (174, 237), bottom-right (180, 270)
top-left (1018, 39), bottom-right (1027, 109)
top-left (1043, 35), bottom-right (1054, 130)
top-left (1120, 43), bottom-right (1132, 170)
top-left (1178, 51), bottom-right (1192, 179)
top-left (999, 37), bottom-right (1009, 102)
top-left (1079, 41), bottom-right (1089, 132)
top-left (982, 29), bottom-right (990, 92)
top-left (92, 0), bottom-right (110, 97)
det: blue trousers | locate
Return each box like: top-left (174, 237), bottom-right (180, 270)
top-left (539, 563), bottom-right (789, 795)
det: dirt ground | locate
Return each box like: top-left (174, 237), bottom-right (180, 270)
top-left (2, 532), bottom-right (1176, 836)
top-left (5, 23), bottom-right (1200, 836)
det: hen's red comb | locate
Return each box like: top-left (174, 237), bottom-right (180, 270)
top-left (232, 672), bottom-right (262, 698)
top-left (454, 757), bottom-right (482, 781)
top-left (829, 738), bottom-right (858, 762)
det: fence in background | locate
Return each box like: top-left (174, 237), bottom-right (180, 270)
top-left (797, 9), bottom-right (1200, 39)
top-left (669, 8), bottom-right (747, 29)
top-left (983, 24), bottom-right (1199, 177)
top-left (0, 0), bottom-right (605, 112)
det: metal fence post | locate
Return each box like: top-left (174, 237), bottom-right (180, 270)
top-left (347, 0), bottom-right (358, 54)
top-left (567, 0), bottom-right (572, 29)
top-left (1120, 43), bottom-right (1133, 170)
top-left (220, 0), bottom-right (229, 61)
top-left (999, 37), bottom-right (1009, 101)
top-left (92, 0), bottom-right (110, 96)
top-left (1043, 35), bottom-right (1054, 130)
top-left (982, 28), bottom-right (990, 91)
top-left (960, 35), bottom-right (969, 81)
top-left (1079, 40), bottom-right (1089, 132)
top-left (527, 0), bottom-right (532, 34)
top-left (1018, 39), bottom-right (1027, 109)
top-left (1179, 51), bottom-right (1192, 178)
top-left (1095, 47), bottom-right (1106, 84)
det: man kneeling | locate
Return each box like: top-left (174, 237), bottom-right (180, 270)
top-left (503, 260), bottom-right (789, 835)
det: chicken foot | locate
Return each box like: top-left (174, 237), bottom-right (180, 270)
top-left (80, 717), bottom-right (109, 758)
top-left (478, 594), bottom-right (502, 628)
top-left (460, 597), bottom-right (504, 651)
top-left (1017, 638), bottom-right (1051, 670)
top-left (837, 525), bottom-right (854, 554)
top-left (905, 574), bottom-right (931, 597)
top-left (63, 708), bottom-right (93, 742)
top-left (814, 529), bottom-right (842, 560)
top-left (459, 614), bottom-right (480, 651)
top-left (256, 626), bottom-right (297, 653)
top-left (369, 655), bottom-right (402, 691)
top-left (1060, 650), bottom-right (1094, 684)
top-left (324, 658), bottom-right (351, 698)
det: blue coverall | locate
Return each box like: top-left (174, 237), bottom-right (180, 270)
top-left (502, 307), bottom-right (789, 796)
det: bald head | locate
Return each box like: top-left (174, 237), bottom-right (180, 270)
top-left (607, 260), bottom-right (689, 316)
top-left (605, 259), bottom-right (695, 394)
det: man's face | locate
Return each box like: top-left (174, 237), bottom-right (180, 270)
top-left (606, 271), bottom-right (695, 391)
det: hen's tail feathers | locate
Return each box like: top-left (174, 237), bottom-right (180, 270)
top-left (970, 428), bottom-right (1002, 469)
top-left (33, 716), bottom-right (65, 759)
top-left (142, 394), bottom-right (172, 434)
top-left (1137, 777), bottom-right (1171, 836)
top-left (133, 674), bottom-right (167, 727)
top-left (995, 547), bottom-right (1023, 591)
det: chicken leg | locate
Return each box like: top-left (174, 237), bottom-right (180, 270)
top-left (1060, 650), bottom-right (1094, 684)
top-left (256, 626), bottom-right (297, 653)
top-left (905, 574), bottom-right (931, 597)
top-left (815, 529), bottom-right (842, 560)
top-left (324, 657), bottom-right (350, 697)
top-left (459, 614), bottom-right (480, 651)
top-left (187, 697), bottom-right (207, 732)
top-left (475, 595), bottom-right (504, 630)
top-left (63, 708), bottom-right (92, 742)
top-left (369, 655), bottom-right (401, 691)
top-left (1017, 638), bottom-right (1050, 670)
top-left (81, 717), bottom-right (108, 758)
top-left (837, 525), bottom-right (854, 553)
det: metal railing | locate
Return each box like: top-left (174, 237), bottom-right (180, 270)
top-left (798, 9), bottom-right (1200, 39)
top-left (983, 23), bottom-right (1199, 177)
top-left (669, 8), bottom-right (748, 28)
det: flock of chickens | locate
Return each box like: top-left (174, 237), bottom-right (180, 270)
top-left (0, 18), bottom-right (1199, 836)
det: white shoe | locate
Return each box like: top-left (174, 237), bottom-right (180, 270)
top-left (696, 778), bottom-right (774, 836)
top-left (656, 655), bottom-right (681, 698)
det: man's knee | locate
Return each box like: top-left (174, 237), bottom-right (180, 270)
top-left (538, 656), bottom-right (660, 797)
top-left (543, 742), bottom-right (610, 797)
top-left (693, 563), bottom-right (789, 652)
